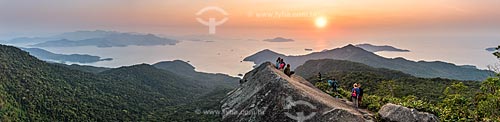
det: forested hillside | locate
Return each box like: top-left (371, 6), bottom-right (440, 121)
top-left (297, 58), bottom-right (500, 121)
top-left (295, 59), bottom-right (412, 84)
top-left (296, 59), bottom-right (481, 102)
top-left (0, 44), bottom-right (237, 121)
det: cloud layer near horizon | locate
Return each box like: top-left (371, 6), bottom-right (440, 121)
top-left (1, 0), bottom-right (500, 38)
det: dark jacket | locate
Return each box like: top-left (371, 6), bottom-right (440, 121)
top-left (358, 87), bottom-right (364, 97)
top-left (284, 67), bottom-right (291, 77)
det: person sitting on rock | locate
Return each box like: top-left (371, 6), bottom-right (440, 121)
top-left (275, 57), bottom-right (281, 69)
top-left (279, 58), bottom-right (286, 70)
top-left (284, 64), bottom-right (294, 77)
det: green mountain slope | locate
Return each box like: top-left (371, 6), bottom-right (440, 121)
top-left (153, 60), bottom-right (239, 90)
top-left (0, 45), bottom-right (125, 121)
top-left (295, 53), bottom-right (500, 121)
top-left (295, 59), bottom-right (412, 83)
top-left (98, 64), bottom-right (204, 104)
top-left (0, 44), bottom-right (237, 121)
top-left (244, 44), bottom-right (494, 81)
top-left (55, 63), bottom-right (110, 74)
top-left (294, 59), bottom-right (481, 102)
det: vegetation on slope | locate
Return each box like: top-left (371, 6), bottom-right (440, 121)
top-left (0, 44), bottom-right (237, 121)
top-left (305, 53), bottom-right (500, 121)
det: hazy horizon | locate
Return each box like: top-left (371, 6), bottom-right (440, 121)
top-left (13, 34), bottom-right (495, 77)
top-left (2, 0), bottom-right (500, 37)
top-left (1, 0), bottom-right (499, 76)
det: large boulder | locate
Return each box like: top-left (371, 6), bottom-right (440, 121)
top-left (378, 103), bottom-right (438, 122)
top-left (221, 62), bottom-right (373, 122)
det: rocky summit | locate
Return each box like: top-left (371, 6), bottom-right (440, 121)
top-left (220, 62), bottom-right (373, 122)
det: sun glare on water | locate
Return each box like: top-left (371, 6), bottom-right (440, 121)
top-left (315, 16), bottom-right (328, 28)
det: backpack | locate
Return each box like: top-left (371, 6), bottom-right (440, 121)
top-left (279, 63), bottom-right (285, 69)
top-left (327, 80), bottom-right (333, 86)
top-left (351, 88), bottom-right (357, 97)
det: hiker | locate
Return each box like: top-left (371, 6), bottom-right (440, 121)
top-left (327, 79), bottom-right (334, 92)
top-left (333, 79), bottom-right (339, 93)
top-left (275, 57), bottom-right (281, 69)
top-left (351, 83), bottom-right (360, 108)
top-left (327, 79), bottom-right (336, 98)
top-left (357, 83), bottom-right (364, 107)
top-left (330, 79), bottom-right (339, 98)
top-left (284, 64), bottom-right (295, 77)
top-left (239, 79), bottom-right (247, 85)
top-left (279, 58), bottom-right (286, 70)
top-left (318, 72), bottom-right (322, 83)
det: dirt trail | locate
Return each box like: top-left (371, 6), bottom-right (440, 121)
top-left (270, 66), bottom-right (374, 116)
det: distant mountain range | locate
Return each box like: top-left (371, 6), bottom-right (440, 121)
top-left (262, 37), bottom-right (294, 42)
top-left (244, 44), bottom-right (494, 81)
top-left (355, 43), bottom-right (410, 52)
top-left (20, 47), bottom-right (112, 63)
top-left (3, 30), bottom-right (179, 48)
top-left (294, 59), bottom-right (481, 103)
top-left (486, 46), bottom-right (499, 52)
top-left (0, 44), bottom-right (238, 121)
top-left (295, 59), bottom-right (412, 82)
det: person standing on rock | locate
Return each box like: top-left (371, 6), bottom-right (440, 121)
top-left (327, 79), bottom-right (339, 98)
top-left (318, 72), bottom-right (322, 83)
top-left (332, 79), bottom-right (339, 98)
top-left (357, 83), bottom-right (364, 107)
top-left (328, 79), bottom-right (334, 91)
top-left (351, 83), bottom-right (360, 108)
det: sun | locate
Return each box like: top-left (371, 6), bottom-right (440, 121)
top-left (315, 16), bottom-right (328, 28)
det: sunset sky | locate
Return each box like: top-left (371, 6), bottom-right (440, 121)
top-left (1, 0), bottom-right (499, 75)
top-left (2, 0), bottom-right (500, 39)
top-left (0, 0), bottom-right (500, 37)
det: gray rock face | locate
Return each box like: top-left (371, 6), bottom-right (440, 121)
top-left (221, 62), bottom-right (372, 122)
top-left (378, 103), bottom-right (439, 122)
